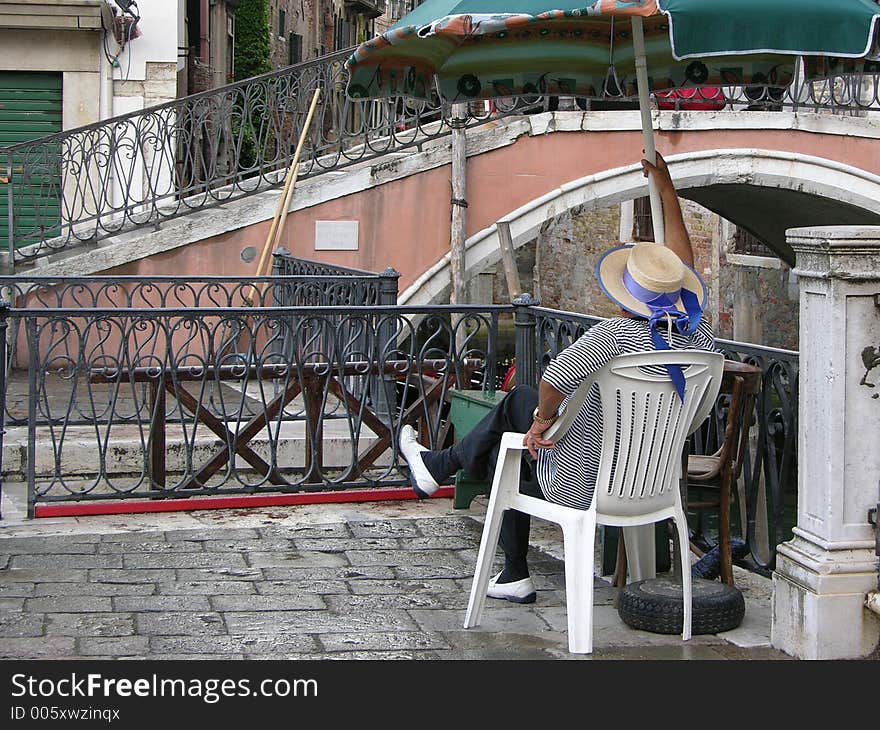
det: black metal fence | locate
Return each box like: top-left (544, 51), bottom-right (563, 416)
top-left (0, 290), bottom-right (798, 569)
top-left (1, 46), bottom-right (878, 268)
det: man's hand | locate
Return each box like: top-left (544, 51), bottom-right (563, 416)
top-left (640, 152), bottom-right (674, 194)
top-left (524, 421), bottom-right (555, 460)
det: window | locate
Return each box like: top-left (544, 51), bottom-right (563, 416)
top-left (279, 9), bottom-right (286, 39)
top-left (733, 226), bottom-right (773, 257)
top-left (288, 33), bottom-right (302, 66)
top-left (632, 196), bottom-right (655, 242)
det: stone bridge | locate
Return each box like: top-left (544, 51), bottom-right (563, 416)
top-left (32, 109), bottom-right (880, 305)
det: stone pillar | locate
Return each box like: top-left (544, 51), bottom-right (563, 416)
top-left (771, 226), bottom-right (880, 659)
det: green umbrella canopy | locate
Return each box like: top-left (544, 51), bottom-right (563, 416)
top-left (345, 0), bottom-right (880, 102)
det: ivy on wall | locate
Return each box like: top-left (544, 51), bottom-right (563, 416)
top-left (234, 0), bottom-right (272, 81)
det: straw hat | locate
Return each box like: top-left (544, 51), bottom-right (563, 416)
top-left (595, 242), bottom-right (707, 319)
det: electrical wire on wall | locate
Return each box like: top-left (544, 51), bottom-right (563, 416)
top-left (103, 0), bottom-right (141, 82)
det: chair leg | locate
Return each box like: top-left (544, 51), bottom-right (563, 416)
top-left (673, 510), bottom-right (692, 641)
top-left (561, 512), bottom-right (597, 654)
top-left (719, 468), bottom-right (735, 586)
top-left (463, 450), bottom-right (519, 629)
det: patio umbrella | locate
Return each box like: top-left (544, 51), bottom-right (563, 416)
top-left (345, 0), bottom-right (880, 242)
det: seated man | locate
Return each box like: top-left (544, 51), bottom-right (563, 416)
top-left (399, 152), bottom-right (721, 604)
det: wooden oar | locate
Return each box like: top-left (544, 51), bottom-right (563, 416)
top-left (244, 86), bottom-right (321, 305)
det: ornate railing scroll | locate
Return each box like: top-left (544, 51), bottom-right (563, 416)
top-left (0, 304), bottom-right (505, 512)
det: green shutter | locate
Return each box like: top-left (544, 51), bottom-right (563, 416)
top-left (0, 72), bottom-right (63, 251)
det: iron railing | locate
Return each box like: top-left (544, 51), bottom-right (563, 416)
top-left (1, 294), bottom-right (799, 569)
top-left (1, 49), bottom-right (878, 268)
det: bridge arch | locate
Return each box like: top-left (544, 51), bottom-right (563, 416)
top-left (400, 149), bottom-right (880, 305)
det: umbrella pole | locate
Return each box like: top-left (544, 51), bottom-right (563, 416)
top-left (631, 16), bottom-right (665, 246)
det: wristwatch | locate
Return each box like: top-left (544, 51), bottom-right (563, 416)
top-left (532, 406), bottom-right (557, 425)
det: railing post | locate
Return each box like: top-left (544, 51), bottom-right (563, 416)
top-left (0, 301), bottom-right (7, 519)
top-left (513, 293), bottom-right (539, 389)
top-left (26, 316), bottom-right (36, 519)
top-left (4, 150), bottom-right (14, 272)
top-left (375, 268), bottom-right (400, 425)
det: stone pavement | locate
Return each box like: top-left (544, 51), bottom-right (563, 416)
top-left (0, 490), bottom-right (796, 661)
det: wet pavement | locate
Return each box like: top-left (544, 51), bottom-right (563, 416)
top-left (0, 490), bottom-right (795, 661)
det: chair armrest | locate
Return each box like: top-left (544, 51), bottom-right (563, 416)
top-left (501, 431), bottom-right (528, 450)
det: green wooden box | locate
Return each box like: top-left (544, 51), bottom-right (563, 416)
top-left (448, 389), bottom-right (508, 509)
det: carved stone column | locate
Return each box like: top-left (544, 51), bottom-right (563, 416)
top-left (771, 226), bottom-right (880, 659)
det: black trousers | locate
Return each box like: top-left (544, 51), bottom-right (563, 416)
top-left (452, 386), bottom-right (545, 571)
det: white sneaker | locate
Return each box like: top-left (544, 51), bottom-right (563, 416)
top-left (487, 572), bottom-right (537, 604)
top-left (398, 424), bottom-right (440, 499)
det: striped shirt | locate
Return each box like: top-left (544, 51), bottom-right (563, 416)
top-left (536, 316), bottom-right (720, 510)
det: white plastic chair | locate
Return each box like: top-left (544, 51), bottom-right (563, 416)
top-left (463, 349), bottom-right (724, 654)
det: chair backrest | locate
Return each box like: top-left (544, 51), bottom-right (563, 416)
top-left (544, 349), bottom-right (724, 518)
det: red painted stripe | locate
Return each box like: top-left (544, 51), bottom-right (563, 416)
top-left (33, 486), bottom-right (455, 518)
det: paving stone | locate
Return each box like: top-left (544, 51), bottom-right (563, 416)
top-left (291, 537), bottom-right (398, 551)
top-left (328, 590), bottom-right (465, 612)
top-left (409, 606), bottom-right (553, 634)
top-left (259, 523), bottom-right (350, 539)
top-left (164, 528), bottom-right (260, 541)
top-left (0, 637), bottom-right (77, 659)
top-left (199, 538), bottom-right (293, 552)
top-left (101, 532), bottom-right (167, 542)
top-left (150, 634), bottom-right (317, 656)
top-left (256, 579), bottom-right (349, 595)
top-left (135, 612), bottom-right (226, 636)
top-left (11, 554), bottom-right (124, 569)
top-left (348, 519), bottom-right (420, 538)
top-left (113, 595), bottom-right (211, 612)
top-left (416, 517), bottom-right (484, 537)
top-left (224, 609), bottom-right (418, 635)
top-left (0, 536), bottom-right (103, 550)
top-left (45, 613), bottom-right (134, 637)
top-left (77, 636), bottom-right (150, 657)
top-left (246, 551), bottom-right (348, 569)
top-left (97, 540), bottom-right (203, 553)
top-left (0, 596), bottom-right (23, 611)
top-left (397, 536), bottom-right (476, 550)
top-left (393, 564), bottom-right (475, 580)
top-left (0, 555), bottom-right (8, 569)
top-left (123, 552), bottom-right (248, 569)
top-left (35, 582), bottom-right (156, 597)
top-left (0, 568), bottom-right (89, 583)
top-left (0, 613), bottom-right (44, 637)
top-left (157, 580), bottom-right (256, 595)
top-left (0, 582), bottom-right (34, 597)
top-left (25, 596), bottom-right (113, 612)
top-left (261, 565), bottom-right (394, 581)
top-left (210, 594), bottom-right (325, 611)
top-left (0, 542), bottom-right (98, 555)
top-left (347, 578), bottom-right (460, 595)
top-left (345, 549), bottom-right (467, 568)
top-left (91, 569), bottom-right (176, 584)
top-left (176, 567), bottom-right (263, 582)
top-left (318, 631), bottom-right (452, 652)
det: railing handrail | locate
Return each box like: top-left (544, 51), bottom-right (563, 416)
top-left (0, 48), bottom-right (354, 154)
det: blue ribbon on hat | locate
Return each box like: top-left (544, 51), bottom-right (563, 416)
top-left (622, 268), bottom-right (703, 401)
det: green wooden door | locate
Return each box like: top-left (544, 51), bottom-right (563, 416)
top-left (0, 72), bottom-right (63, 252)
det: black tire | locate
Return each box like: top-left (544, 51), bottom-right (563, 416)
top-left (617, 577), bottom-right (745, 635)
